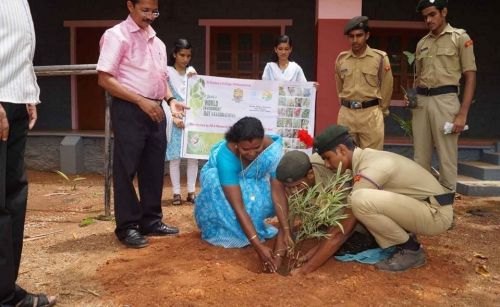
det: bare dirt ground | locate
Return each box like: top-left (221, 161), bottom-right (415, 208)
top-left (17, 170), bottom-right (500, 306)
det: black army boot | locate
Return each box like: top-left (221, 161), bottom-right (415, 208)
top-left (375, 235), bottom-right (426, 272)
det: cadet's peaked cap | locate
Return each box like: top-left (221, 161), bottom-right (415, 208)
top-left (276, 151), bottom-right (311, 183)
top-left (416, 0), bottom-right (448, 12)
top-left (344, 16), bottom-right (369, 35)
top-left (313, 125), bottom-right (350, 155)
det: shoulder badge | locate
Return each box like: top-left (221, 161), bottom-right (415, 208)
top-left (353, 175), bottom-right (362, 183)
top-left (464, 39), bottom-right (473, 48)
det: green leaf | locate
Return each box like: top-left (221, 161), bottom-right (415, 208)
top-left (79, 217), bottom-right (96, 227)
top-left (403, 51), bottom-right (415, 65)
top-left (54, 170), bottom-right (70, 182)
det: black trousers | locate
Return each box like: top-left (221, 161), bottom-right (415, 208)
top-left (0, 103), bottom-right (29, 303)
top-left (111, 98), bottom-right (167, 238)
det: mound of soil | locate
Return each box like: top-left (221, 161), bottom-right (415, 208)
top-left (17, 171), bottom-right (500, 306)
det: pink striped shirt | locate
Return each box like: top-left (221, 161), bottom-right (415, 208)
top-left (97, 15), bottom-right (167, 100)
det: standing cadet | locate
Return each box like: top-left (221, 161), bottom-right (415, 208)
top-left (411, 0), bottom-right (476, 191)
top-left (335, 16), bottom-right (393, 150)
top-left (312, 125), bottom-right (454, 272)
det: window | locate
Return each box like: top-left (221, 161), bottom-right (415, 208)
top-left (210, 27), bottom-right (280, 79)
top-left (369, 28), bottom-right (427, 100)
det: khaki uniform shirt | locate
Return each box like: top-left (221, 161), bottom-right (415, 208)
top-left (335, 46), bottom-right (394, 114)
top-left (310, 153), bottom-right (336, 188)
top-left (310, 153), bottom-right (350, 215)
top-left (351, 147), bottom-right (446, 199)
top-left (416, 23), bottom-right (476, 88)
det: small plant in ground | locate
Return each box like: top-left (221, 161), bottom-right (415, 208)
top-left (54, 170), bottom-right (86, 191)
top-left (391, 113), bottom-right (413, 137)
top-left (79, 217), bottom-right (96, 227)
top-left (283, 165), bottom-right (352, 274)
top-left (390, 50), bottom-right (419, 137)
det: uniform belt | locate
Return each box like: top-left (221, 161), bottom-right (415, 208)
top-left (341, 99), bottom-right (379, 109)
top-left (416, 85), bottom-right (458, 96)
top-left (424, 192), bottom-right (455, 206)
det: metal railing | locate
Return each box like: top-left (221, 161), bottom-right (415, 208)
top-left (34, 64), bottom-right (113, 217)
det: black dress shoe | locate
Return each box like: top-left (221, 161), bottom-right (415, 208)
top-left (119, 229), bottom-right (149, 248)
top-left (142, 222), bottom-right (179, 236)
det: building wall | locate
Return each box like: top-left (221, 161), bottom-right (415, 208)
top-left (28, 0), bottom-right (317, 130)
top-left (28, 0), bottom-right (499, 138)
top-left (364, 0), bottom-right (500, 138)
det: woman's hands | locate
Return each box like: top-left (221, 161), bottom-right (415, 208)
top-left (254, 243), bottom-right (278, 273)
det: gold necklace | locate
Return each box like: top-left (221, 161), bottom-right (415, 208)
top-left (239, 154), bottom-right (256, 201)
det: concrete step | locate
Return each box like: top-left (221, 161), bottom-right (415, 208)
top-left (456, 175), bottom-right (500, 196)
top-left (482, 151), bottom-right (500, 165)
top-left (458, 160), bottom-right (500, 180)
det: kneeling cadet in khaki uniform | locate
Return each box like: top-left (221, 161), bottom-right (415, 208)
top-left (411, 0), bottom-right (476, 190)
top-left (276, 151), bottom-right (369, 275)
top-left (336, 16), bottom-right (393, 150)
top-left (312, 125), bottom-right (454, 272)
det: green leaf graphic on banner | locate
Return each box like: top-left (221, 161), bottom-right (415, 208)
top-left (186, 131), bottom-right (224, 156)
top-left (189, 78), bottom-right (206, 110)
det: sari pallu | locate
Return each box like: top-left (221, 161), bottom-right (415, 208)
top-left (194, 135), bottom-right (283, 248)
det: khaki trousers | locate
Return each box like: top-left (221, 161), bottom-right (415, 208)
top-left (350, 189), bottom-right (453, 248)
top-left (337, 106), bottom-right (384, 150)
top-left (412, 93), bottom-right (460, 190)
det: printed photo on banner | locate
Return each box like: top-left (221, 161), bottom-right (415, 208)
top-left (182, 75), bottom-right (316, 159)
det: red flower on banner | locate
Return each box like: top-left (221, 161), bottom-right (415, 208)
top-left (297, 129), bottom-right (313, 148)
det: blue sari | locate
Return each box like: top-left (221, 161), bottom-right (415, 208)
top-left (194, 135), bottom-right (283, 248)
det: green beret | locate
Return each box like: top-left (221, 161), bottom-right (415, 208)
top-left (276, 151), bottom-right (311, 183)
top-left (313, 125), bottom-right (350, 155)
top-left (416, 0), bottom-right (448, 12)
top-left (344, 16), bottom-right (369, 35)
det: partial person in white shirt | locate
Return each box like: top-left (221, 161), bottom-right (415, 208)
top-left (164, 38), bottom-right (198, 205)
top-left (262, 35), bottom-right (307, 82)
top-left (0, 1), bottom-right (57, 306)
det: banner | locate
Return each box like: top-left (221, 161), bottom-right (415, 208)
top-left (181, 75), bottom-right (316, 160)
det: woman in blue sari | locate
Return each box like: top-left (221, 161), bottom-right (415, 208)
top-left (195, 117), bottom-right (291, 273)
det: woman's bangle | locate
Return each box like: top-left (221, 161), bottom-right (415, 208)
top-left (166, 96), bottom-right (176, 106)
top-left (249, 234), bottom-right (258, 241)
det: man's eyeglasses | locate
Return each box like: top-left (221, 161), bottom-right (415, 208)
top-left (140, 9), bottom-right (160, 18)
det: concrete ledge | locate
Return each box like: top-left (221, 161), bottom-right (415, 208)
top-left (458, 161), bottom-right (500, 180)
top-left (25, 133), bottom-right (499, 176)
top-left (457, 179), bottom-right (500, 196)
top-left (482, 152), bottom-right (500, 165)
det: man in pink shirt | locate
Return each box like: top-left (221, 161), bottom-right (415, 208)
top-left (97, 0), bottom-right (184, 248)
